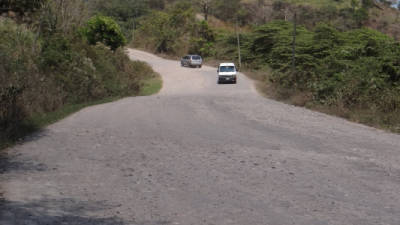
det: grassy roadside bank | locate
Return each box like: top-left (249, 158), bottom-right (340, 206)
top-left (139, 76), bottom-right (163, 96)
top-left (242, 67), bottom-right (400, 133)
top-left (0, 65), bottom-right (162, 151)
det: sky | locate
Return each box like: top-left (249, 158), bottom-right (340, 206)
top-left (392, 0), bottom-right (400, 7)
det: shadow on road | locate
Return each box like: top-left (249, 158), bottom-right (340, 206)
top-left (0, 129), bottom-right (52, 175)
top-left (0, 144), bottom-right (127, 225)
top-left (0, 198), bottom-right (126, 225)
top-left (0, 155), bottom-right (48, 175)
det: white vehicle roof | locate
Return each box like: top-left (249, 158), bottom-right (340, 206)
top-left (219, 63), bottom-right (235, 67)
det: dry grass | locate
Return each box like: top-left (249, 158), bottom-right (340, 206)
top-left (207, 16), bottom-right (236, 32)
top-left (241, 68), bottom-right (400, 134)
top-left (367, 7), bottom-right (400, 40)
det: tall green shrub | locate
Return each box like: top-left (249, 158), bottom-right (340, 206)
top-left (241, 21), bottom-right (400, 114)
top-left (134, 2), bottom-right (196, 55)
top-left (84, 15), bottom-right (126, 51)
top-left (0, 18), bottom-right (38, 140)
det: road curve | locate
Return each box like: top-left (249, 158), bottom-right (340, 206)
top-left (1, 49), bottom-right (400, 225)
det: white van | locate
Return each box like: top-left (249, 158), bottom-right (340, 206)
top-left (217, 63), bottom-right (237, 84)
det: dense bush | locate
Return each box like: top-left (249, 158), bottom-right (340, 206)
top-left (88, 0), bottom-right (150, 39)
top-left (239, 21), bottom-right (400, 128)
top-left (0, 17), bottom-right (153, 146)
top-left (84, 15), bottom-right (126, 51)
top-left (0, 18), bottom-right (38, 140)
top-left (0, 0), bottom-right (47, 15)
top-left (134, 2), bottom-right (216, 56)
top-left (189, 21), bottom-right (216, 57)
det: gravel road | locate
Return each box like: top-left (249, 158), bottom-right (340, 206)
top-left (1, 49), bottom-right (400, 225)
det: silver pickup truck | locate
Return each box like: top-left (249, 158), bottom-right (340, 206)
top-left (181, 55), bottom-right (203, 68)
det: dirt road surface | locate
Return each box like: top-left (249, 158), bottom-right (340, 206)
top-left (1, 49), bottom-right (400, 225)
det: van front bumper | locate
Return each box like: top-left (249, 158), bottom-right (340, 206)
top-left (218, 76), bottom-right (237, 83)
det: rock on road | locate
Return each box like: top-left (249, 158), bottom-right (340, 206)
top-left (1, 49), bottom-right (400, 225)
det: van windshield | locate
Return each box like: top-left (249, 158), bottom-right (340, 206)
top-left (219, 66), bottom-right (235, 72)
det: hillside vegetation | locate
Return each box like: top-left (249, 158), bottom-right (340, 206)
top-left (243, 22), bottom-right (400, 130)
top-left (0, 0), bottom-right (159, 148)
top-left (2, 0), bottom-right (398, 139)
top-left (112, 0), bottom-right (400, 132)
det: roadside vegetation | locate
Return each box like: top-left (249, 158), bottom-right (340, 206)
top-left (0, 0), bottom-right (160, 149)
top-left (243, 22), bottom-right (400, 132)
top-left (107, 0), bottom-right (399, 132)
top-left (3, 0), bottom-right (398, 144)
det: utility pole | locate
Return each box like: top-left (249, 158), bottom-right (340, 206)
top-left (132, 9), bottom-right (137, 43)
top-left (132, 19), bottom-right (135, 42)
top-left (292, 12), bottom-right (297, 72)
top-left (203, 0), bottom-right (210, 21)
top-left (236, 19), bottom-right (242, 71)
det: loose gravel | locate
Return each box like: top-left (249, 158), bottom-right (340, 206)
top-left (1, 49), bottom-right (400, 225)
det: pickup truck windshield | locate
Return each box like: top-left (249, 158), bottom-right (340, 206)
top-left (219, 66), bottom-right (235, 72)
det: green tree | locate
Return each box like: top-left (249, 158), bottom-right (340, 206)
top-left (134, 2), bottom-right (195, 54)
top-left (148, 0), bottom-right (166, 9)
top-left (0, 0), bottom-right (47, 15)
top-left (84, 15), bottom-right (126, 51)
top-left (212, 0), bottom-right (241, 22)
top-left (353, 7), bottom-right (369, 26)
top-left (91, 0), bottom-right (148, 22)
top-left (189, 21), bottom-right (216, 56)
top-left (361, 0), bottom-right (374, 8)
top-left (89, 0), bottom-right (149, 40)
